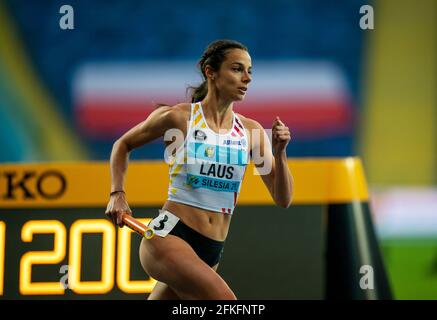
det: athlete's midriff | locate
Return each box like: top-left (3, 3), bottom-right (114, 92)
top-left (162, 200), bottom-right (231, 241)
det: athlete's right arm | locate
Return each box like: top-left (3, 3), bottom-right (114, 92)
top-left (106, 106), bottom-right (182, 226)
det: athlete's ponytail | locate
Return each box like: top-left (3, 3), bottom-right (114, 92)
top-left (189, 80), bottom-right (208, 103)
top-left (188, 39), bottom-right (248, 103)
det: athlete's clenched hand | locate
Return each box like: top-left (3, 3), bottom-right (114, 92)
top-left (105, 192), bottom-right (132, 227)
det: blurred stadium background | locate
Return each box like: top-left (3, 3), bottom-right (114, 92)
top-left (0, 0), bottom-right (436, 299)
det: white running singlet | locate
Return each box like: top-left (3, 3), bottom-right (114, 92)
top-left (167, 102), bottom-right (249, 215)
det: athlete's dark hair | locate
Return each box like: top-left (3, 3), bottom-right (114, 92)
top-left (188, 39), bottom-right (248, 103)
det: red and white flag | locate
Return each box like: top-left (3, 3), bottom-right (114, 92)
top-left (74, 61), bottom-right (353, 139)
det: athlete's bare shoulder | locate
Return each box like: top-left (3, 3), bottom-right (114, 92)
top-left (170, 102), bottom-right (191, 114)
top-left (235, 113), bottom-right (264, 131)
top-left (169, 102), bottom-right (191, 119)
top-left (159, 102), bottom-right (191, 129)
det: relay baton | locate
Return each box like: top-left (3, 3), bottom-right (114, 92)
top-left (122, 213), bottom-right (155, 239)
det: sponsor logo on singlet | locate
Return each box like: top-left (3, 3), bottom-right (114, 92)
top-left (223, 140), bottom-right (242, 146)
top-left (187, 173), bottom-right (240, 192)
top-left (194, 130), bottom-right (207, 141)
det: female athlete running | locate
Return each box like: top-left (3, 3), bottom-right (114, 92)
top-left (105, 39), bottom-right (293, 300)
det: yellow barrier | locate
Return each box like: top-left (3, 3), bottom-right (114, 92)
top-left (0, 158), bottom-right (391, 300)
top-left (0, 158), bottom-right (368, 208)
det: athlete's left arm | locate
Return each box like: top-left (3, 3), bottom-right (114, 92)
top-left (249, 117), bottom-right (293, 208)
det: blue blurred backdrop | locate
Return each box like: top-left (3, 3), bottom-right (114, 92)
top-left (1, 0), bottom-right (366, 162)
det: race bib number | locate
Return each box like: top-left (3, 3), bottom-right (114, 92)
top-left (148, 210), bottom-right (180, 237)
